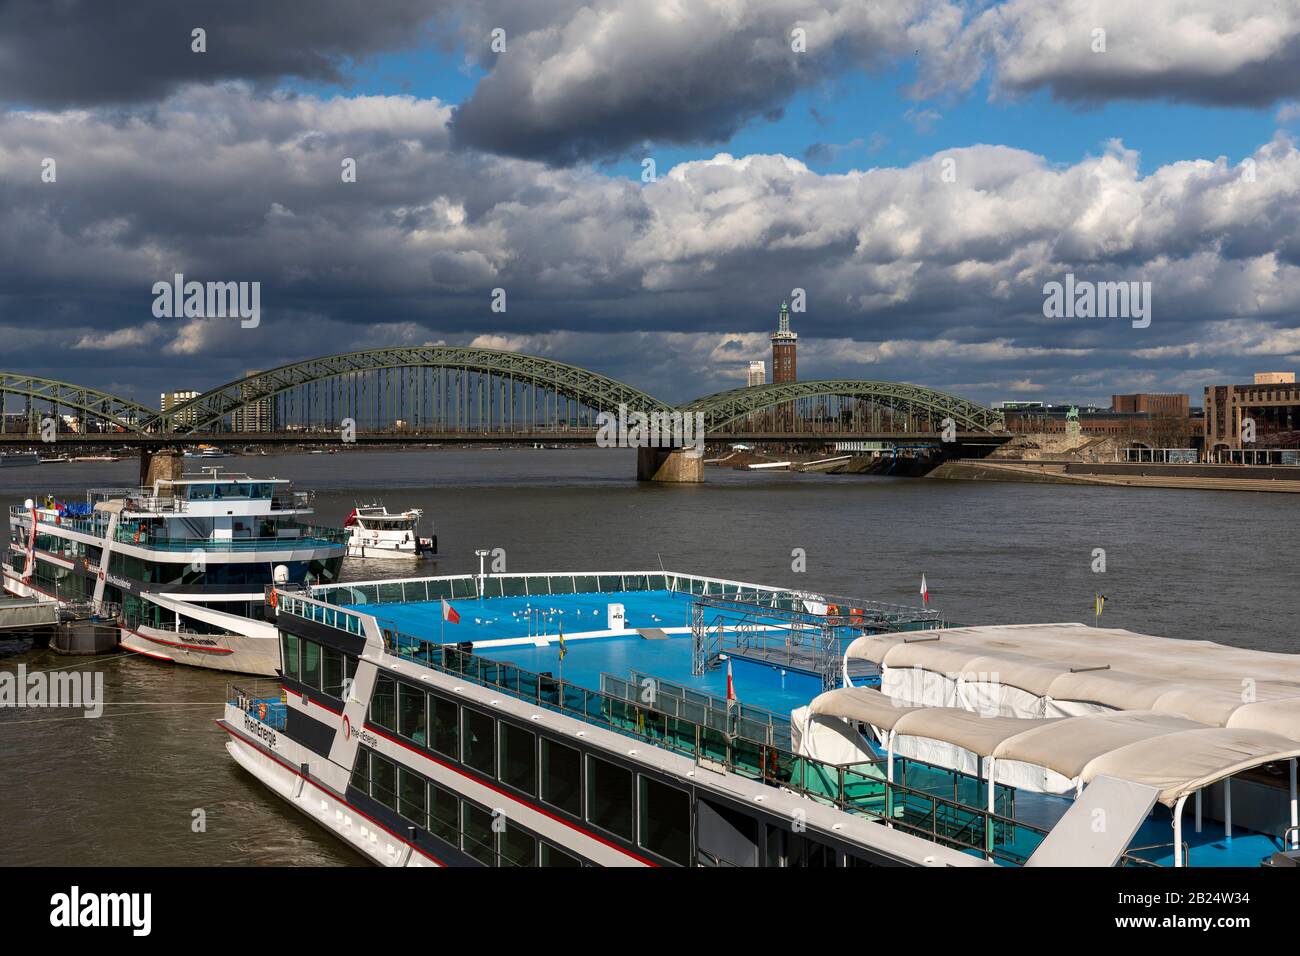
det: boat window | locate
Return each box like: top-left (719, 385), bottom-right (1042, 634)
top-left (541, 738), bottom-right (582, 817)
top-left (585, 755), bottom-right (634, 841)
top-left (300, 640), bottom-right (321, 690)
top-left (786, 833), bottom-right (836, 868)
top-left (540, 843), bottom-right (583, 867)
top-left (461, 707), bottom-right (495, 776)
top-left (187, 484), bottom-right (213, 501)
top-left (500, 821), bottom-right (537, 867)
top-left (281, 631), bottom-right (300, 681)
top-left (498, 722), bottom-right (536, 796)
top-left (370, 675), bottom-right (396, 731)
top-left (398, 768), bottom-right (427, 831)
top-left (638, 775), bottom-right (691, 866)
top-left (398, 682), bottom-right (427, 746)
top-left (461, 802), bottom-right (496, 866)
top-left (370, 754), bottom-right (397, 810)
top-left (349, 748), bottom-right (369, 793)
top-left (429, 693), bottom-right (459, 759)
top-left (321, 646), bottom-right (344, 698)
top-left (429, 784), bottom-right (459, 845)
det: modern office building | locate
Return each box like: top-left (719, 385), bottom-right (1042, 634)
top-left (160, 389), bottom-right (201, 428)
top-left (1205, 372), bottom-right (1300, 451)
top-left (747, 360), bottom-right (766, 387)
top-left (231, 370), bottom-right (275, 432)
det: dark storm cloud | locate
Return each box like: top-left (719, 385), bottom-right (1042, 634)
top-left (0, 0), bottom-right (448, 107)
top-left (448, 0), bottom-right (957, 164)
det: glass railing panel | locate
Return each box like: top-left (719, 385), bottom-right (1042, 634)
top-left (549, 575), bottom-right (575, 594)
top-left (730, 736), bottom-right (764, 781)
top-left (700, 726), bottom-right (728, 764)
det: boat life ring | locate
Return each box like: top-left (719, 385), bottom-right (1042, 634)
top-left (268, 589), bottom-right (278, 609)
top-left (258, 702), bottom-right (267, 720)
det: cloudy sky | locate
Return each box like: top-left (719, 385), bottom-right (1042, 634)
top-left (3, 0), bottom-right (1300, 408)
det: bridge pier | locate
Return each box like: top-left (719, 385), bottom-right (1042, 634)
top-left (636, 446), bottom-right (703, 483)
top-left (139, 448), bottom-right (183, 487)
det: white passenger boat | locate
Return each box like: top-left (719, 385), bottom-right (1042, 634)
top-left (4, 468), bottom-right (346, 675)
top-left (344, 505), bottom-right (435, 560)
top-left (221, 570), bottom-right (1300, 867)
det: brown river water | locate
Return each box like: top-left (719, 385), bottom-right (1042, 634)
top-left (1, 448), bottom-right (1296, 865)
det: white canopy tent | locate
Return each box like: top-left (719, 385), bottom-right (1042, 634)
top-left (808, 684), bottom-right (1300, 865)
top-left (844, 623), bottom-right (1300, 731)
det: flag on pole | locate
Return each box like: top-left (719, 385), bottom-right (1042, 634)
top-left (558, 622), bottom-right (567, 661)
top-left (919, 574), bottom-right (929, 604)
top-left (726, 659), bottom-right (737, 707)
top-left (1094, 593), bottom-right (1106, 625)
top-left (441, 598), bottom-right (460, 624)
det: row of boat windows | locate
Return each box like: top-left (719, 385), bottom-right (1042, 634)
top-left (180, 482), bottom-right (277, 501)
top-left (282, 633), bottom-right (358, 698)
top-left (369, 674), bottom-right (693, 866)
top-left (350, 746), bottom-right (584, 867)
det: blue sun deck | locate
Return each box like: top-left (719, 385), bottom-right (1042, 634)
top-left (345, 589), bottom-right (824, 716)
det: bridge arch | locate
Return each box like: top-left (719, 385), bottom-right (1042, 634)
top-left (681, 380), bottom-right (1006, 434)
top-left (0, 373), bottom-right (156, 434)
top-left (147, 346), bottom-right (675, 434)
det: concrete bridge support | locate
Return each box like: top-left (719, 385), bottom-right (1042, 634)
top-left (636, 446), bottom-right (703, 482)
top-left (139, 448), bottom-right (184, 487)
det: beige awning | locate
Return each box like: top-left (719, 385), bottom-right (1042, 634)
top-left (1226, 697), bottom-right (1300, 738)
top-left (844, 622), bottom-right (1300, 737)
top-left (891, 709), bottom-right (1059, 758)
top-left (809, 686), bottom-right (919, 731)
top-left (992, 711), bottom-right (1204, 779)
top-left (1080, 727), bottom-right (1300, 806)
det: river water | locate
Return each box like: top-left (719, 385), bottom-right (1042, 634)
top-left (1, 448), bottom-right (1296, 865)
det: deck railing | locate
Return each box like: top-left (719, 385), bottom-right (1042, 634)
top-left (377, 632), bottom-right (1045, 865)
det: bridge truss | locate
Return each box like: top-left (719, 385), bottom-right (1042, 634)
top-left (0, 350), bottom-right (1004, 440)
top-left (683, 380), bottom-right (1006, 435)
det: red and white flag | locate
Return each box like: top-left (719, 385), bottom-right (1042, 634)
top-left (441, 598), bottom-right (460, 624)
top-left (726, 659), bottom-right (737, 706)
top-left (919, 574), bottom-right (929, 604)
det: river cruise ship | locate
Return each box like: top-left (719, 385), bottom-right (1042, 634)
top-left (220, 569), bottom-right (1300, 867)
top-left (4, 469), bottom-right (346, 674)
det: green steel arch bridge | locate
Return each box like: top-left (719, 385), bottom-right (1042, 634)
top-left (0, 347), bottom-right (1007, 478)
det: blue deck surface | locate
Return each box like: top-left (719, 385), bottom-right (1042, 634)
top-left (345, 588), bottom-right (1288, 867)
top-left (346, 589), bottom-right (823, 716)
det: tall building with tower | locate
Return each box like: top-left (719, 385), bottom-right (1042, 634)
top-left (770, 301), bottom-right (797, 383)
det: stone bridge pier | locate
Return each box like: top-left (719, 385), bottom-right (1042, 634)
top-left (636, 446), bottom-right (703, 482)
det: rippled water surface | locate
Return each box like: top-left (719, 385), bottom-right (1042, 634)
top-left (1, 449), bottom-right (1296, 864)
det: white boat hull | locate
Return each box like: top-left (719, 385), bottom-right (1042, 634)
top-left (119, 624), bottom-right (279, 676)
top-left (345, 542), bottom-right (430, 560)
top-left (222, 704), bottom-right (435, 867)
